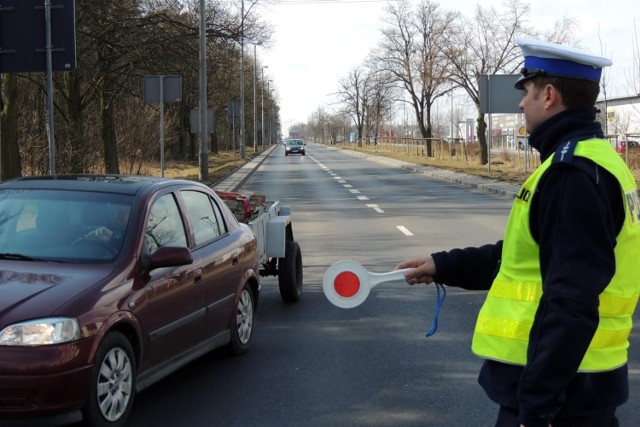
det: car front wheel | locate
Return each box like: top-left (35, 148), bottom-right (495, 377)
top-left (82, 332), bottom-right (136, 427)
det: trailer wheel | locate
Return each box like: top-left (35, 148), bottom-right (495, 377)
top-left (278, 240), bottom-right (303, 302)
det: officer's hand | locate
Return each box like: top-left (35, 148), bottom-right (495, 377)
top-left (395, 257), bottom-right (436, 285)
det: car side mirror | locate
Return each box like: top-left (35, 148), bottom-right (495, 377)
top-left (146, 246), bottom-right (193, 270)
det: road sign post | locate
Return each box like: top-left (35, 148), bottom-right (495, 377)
top-left (0, 0), bottom-right (77, 175)
top-left (143, 75), bottom-right (182, 177)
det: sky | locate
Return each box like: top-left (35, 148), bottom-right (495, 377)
top-left (258, 0), bottom-right (639, 129)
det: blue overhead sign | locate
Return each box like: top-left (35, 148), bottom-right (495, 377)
top-left (0, 0), bottom-right (76, 73)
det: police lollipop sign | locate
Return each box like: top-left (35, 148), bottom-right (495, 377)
top-left (323, 260), bottom-right (447, 336)
top-left (323, 260), bottom-right (411, 309)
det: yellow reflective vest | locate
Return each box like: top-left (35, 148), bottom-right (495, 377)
top-left (472, 138), bottom-right (640, 371)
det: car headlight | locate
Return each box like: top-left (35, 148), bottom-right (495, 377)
top-left (0, 317), bottom-right (80, 346)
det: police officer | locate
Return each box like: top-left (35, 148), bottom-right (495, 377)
top-left (397, 38), bottom-right (640, 427)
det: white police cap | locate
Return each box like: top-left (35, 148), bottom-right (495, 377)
top-left (515, 37), bottom-right (612, 89)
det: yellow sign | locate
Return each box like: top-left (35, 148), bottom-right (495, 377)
top-left (518, 126), bottom-right (526, 136)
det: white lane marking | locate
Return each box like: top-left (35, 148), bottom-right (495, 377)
top-left (397, 226), bottom-right (414, 236)
top-left (349, 189), bottom-right (360, 194)
top-left (357, 195), bottom-right (370, 200)
top-left (338, 180), bottom-right (346, 184)
top-left (343, 184), bottom-right (353, 188)
top-left (367, 204), bottom-right (384, 213)
top-left (334, 176), bottom-right (342, 180)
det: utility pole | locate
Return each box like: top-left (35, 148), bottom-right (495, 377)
top-left (239, 0), bottom-right (245, 159)
top-left (261, 66), bottom-right (268, 151)
top-left (198, 0), bottom-right (208, 180)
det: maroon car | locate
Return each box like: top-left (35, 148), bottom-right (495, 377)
top-left (0, 175), bottom-right (260, 426)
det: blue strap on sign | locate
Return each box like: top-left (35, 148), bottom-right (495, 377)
top-left (425, 282), bottom-right (447, 337)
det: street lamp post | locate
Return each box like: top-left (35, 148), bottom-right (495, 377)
top-left (261, 66), bottom-right (268, 150)
top-left (253, 44), bottom-right (258, 153)
top-left (198, 0), bottom-right (208, 180)
top-left (239, 0), bottom-right (245, 159)
top-left (266, 79), bottom-right (273, 146)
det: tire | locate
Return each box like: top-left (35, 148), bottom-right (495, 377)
top-left (227, 283), bottom-right (255, 355)
top-left (82, 332), bottom-right (136, 427)
top-left (278, 240), bottom-right (303, 303)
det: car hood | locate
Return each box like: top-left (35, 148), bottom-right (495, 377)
top-left (0, 261), bottom-right (115, 322)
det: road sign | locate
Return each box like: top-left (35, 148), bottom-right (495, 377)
top-left (143, 75), bottom-right (182, 103)
top-left (480, 74), bottom-right (522, 114)
top-left (190, 108), bottom-right (214, 134)
top-left (227, 100), bottom-right (240, 125)
top-left (0, 0), bottom-right (76, 73)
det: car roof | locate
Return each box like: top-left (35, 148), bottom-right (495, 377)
top-left (0, 175), bottom-right (201, 196)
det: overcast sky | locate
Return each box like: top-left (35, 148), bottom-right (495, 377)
top-left (258, 0), bottom-right (638, 128)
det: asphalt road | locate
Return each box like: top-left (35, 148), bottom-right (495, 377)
top-left (110, 144), bottom-right (640, 426)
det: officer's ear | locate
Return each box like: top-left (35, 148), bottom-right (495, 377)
top-left (543, 84), bottom-right (564, 112)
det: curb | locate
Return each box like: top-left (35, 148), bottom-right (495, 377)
top-left (213, 145), bottom-right (276, 193)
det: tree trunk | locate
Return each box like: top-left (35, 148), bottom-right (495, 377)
top-left (477, 112), bottom-right (488, 165)
top-left (0, 74), bottom-right (22, 180)
top-left (66, 71), bottom-right (85, 173)
top-left (417, 120), bottom-right (433, 157)
top-left (100, 87), bottom-right (119, 174)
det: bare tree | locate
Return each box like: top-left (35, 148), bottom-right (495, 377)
top-left (336, 67), bottom-right (372, 145)
top-left (443, 0), bottom-right (575, 164)
top-left (373, 0), bottom-right (456, 156)
top-left (366, 70), bottom-right (398, 144)
top-left (443, 0), bottom-right (528, 164)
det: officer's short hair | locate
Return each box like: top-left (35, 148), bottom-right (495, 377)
top-left (529, 76), bottom-right (600, 108)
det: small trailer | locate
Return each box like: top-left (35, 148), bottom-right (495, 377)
top-left (216, 191), bottom-right (303, 303)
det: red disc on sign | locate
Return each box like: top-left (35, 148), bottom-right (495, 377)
top-left (334, 271), bottom-right (360, 297)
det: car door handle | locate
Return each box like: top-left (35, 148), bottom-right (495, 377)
top-left (194, 268), bottom-right (203, 283)
top-left (231, 249), bottom-right (240, 266)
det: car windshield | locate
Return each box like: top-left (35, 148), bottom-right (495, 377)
top-left (289, 140), bottom-right (303, 146)
top-left (0, 189), bottom-right (134, 263)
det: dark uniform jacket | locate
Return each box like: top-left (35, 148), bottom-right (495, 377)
top-left (431, 107), bottom-right (627, 427)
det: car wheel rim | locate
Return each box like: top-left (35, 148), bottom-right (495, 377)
top-left (236, 289), bottom-right (254, 345)
top-left (96, 347), bottom-right (133, 422)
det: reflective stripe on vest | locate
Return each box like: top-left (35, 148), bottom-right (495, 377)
top-left (471, 138), bottom-right (640, 372)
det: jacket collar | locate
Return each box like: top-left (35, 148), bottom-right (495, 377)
top-left (528, 107), bottom-right (604, 161)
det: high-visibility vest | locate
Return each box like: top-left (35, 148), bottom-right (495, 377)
top-left (472, 138), bottom-right (640, 371)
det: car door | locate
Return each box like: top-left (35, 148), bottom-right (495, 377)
top-left (179, 189), bottom-right (243, 339)
top-left (137, 192), bottom-right (206, 370)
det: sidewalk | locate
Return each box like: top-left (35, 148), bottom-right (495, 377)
top-left (212, 145), bottom-right (277, 193)
top-left (213, 143), bottom-right (520, 199)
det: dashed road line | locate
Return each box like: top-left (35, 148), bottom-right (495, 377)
top-left (367, 204), bottom-right (384, 213)
top-left (397, 226), bottom-right (414, 236)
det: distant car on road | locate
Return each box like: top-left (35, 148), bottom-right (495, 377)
top-left (617, 139), bottom-right (640, 153)
top-left (0, 175), bottom-right (260, 427)
top-left (285, 139), bottom-right (305, 156)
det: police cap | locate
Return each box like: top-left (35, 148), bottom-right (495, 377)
top-left (514, 37), bottom-right (612, 89)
